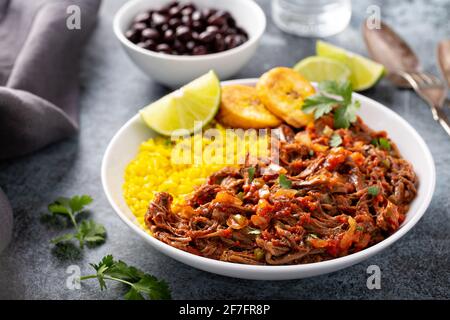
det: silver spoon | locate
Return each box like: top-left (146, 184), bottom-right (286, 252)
top-left (363, 20), bottom-right (450, 136)
top-left (362, 20), bottom-right (419, 87)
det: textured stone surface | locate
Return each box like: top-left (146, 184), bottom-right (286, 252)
top-left (0, 0), bottom-right (449, 299)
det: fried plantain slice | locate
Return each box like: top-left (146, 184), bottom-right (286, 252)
top-left (256, 67), bottom-right (315, 128)
top-left (216, 84), bottom-right (282, 129)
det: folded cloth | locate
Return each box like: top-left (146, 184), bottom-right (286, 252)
top-left (0, 0), bottom-right (100, 251)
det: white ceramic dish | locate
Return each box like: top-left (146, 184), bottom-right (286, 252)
top-left (102, 79), bottom-right (435, 280)
top-left (113, 0), bottom-right (266, 88)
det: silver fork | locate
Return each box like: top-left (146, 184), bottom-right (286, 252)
top-left (398, 70), bottom-right (450, 136)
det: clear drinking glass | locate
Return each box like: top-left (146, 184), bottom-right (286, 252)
top-left (271, 0), bottom-right (352, 37)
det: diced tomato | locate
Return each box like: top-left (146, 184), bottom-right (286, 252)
top-left (350, 152), bottom-right (365, 166)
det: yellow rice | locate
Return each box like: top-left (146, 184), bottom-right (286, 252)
top-left (123, 124), bottom-right (270, 229)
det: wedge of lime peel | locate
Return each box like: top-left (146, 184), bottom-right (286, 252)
top-left (140, 70), bottom-right (221, 136)
top-left (316, 40), bottom-right (385, 91)
top-left (293, 56), bottom-right (351, 83)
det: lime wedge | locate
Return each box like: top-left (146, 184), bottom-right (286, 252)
top-left (293, 56), bottom-right (351, 83)
top-left (139, 70), bottom-right (221, 136)
top-left (316, 40), bottom-right (385, 91)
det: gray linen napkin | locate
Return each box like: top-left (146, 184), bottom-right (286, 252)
top-left (0, 0), bottom-right (100, 251)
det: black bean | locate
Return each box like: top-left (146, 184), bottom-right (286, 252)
top-left (160, 1), bottom-right (177, 14)
top-left (181, 15), bottom-right (192, 27)
top-left (141, 28), bottom-right (160, 40)
top-left (224, 34), bottom-right (238, 49)
top-left (214, 33), bottom-right (226, 52)
top-left (180, 2), bottom-right (196, 11)
top-left (181, 7), bottom-right (194, 16)
top-left (132, 22), bottom-right (147, 32)
top-left (225, 34), bottom-right (246, 49)
top-left (142, 39), bottom-right (156, 50)
top-left (156, 43), bottom-right (171, 53)
top-left (192, 45), bottom-right (208, 55)
top-left (186, 40), bottom-right (196, 51)
top-left (161, 23), bottom-right (170, 32)
top-left (198, 30), bottom-right (216, 43)
top-left (173, 39), bottom-right (186, 53)
top-left (192, 31), bottom-right (199, 41)
top-left (168, 6), bottom-right (181, 17)
top-left (191, 10), bottom-right (202, 21)
top-left (192, 20), bottom-right (204, 31)
top-left (201, 8), bottom-right (216, 19)
top-left (206, 25), bottom-right (219, 33)
top-left (175, 26), bottom-right (191, 41)
top-left (152, 13), bottom-right (167, 27)
top-left (164, 29), bottom-right (175, 42)
top-left (168, 17), bottom-right (181, 28)
top-left (125, 29), bottom-right (140, 42)
top-left (207, 14), bottom-right (226, 27)
top-left (134, 12), bottom-right (150, 23)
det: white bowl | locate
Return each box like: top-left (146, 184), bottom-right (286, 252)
top-left (113, 0), bottom-right (266, 88)
top-left (102, 79), bottom-right (435, 280)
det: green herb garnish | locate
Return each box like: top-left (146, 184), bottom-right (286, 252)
top-left (48, 195), bottom-right (106, 248)
top-left (379, 138), bottom-right (391, 151)
top-left (279, 174), bottom-right (292, 189)
top-left (248, 167), bottom-right (255, 183)
top-left (371, 137), bottom-right (391, 151)
top-left (80, 255), bottom-right (171, 300)
top-left (303, 80), bottom-right (360, 129)
top-left (329, 133), bottom-right (343, 147)
top-left (367, 186), bottom-right (380, 196)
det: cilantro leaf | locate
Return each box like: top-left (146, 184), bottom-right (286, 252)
top-left (303, 80), bottom-right (360, 129)
top-left (334, 100), bottom-right (360, 129)
top-left (51, 233), bottom-right (75, 244)
top-left (329, 133), bottom-right (343, 147)
top-left (124, 287), bottom-right (145, 300)
top-left (367, 186), bottom-right (380, 196)
top-left (371, 137), bottom-right (391, 151)
top-left (69, 195), bottom-right (93, 213)
top-left (302, 95), bottom-right (336, 119)
top-left (81, 255), bottom-right (172, 300)
top-left (247, 167), bottom-right (255, 183)
top-left (132, 275), bottom-right (172, 300)
top-left (45, 195), bottom-right (106, 250)
top-left (279, 174), bottom-right (292, 189)
top-left (75, 219), bottom-right (106, 248)
top-left (379, 138), bottom-right (391, 151)
top-left (319, 80), bottom-right (353, 104)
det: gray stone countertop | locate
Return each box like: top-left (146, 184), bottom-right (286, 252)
top-left (0, 0), bottom-right (449, 299)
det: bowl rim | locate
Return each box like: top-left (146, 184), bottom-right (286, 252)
top-left (113, 0), bottom-right (267, 61)
top-left (102, 78), bottom-right (436, 278)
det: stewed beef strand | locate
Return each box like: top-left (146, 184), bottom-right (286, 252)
top-left (145, 116), bottom-right (418, 265)
top-left (125, 1), bottom-right (248, 55)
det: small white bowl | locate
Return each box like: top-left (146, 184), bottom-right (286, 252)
top-left (102, 79), bottom-right (435, 280)
top-left (113, 0), bottom-right (266, 88)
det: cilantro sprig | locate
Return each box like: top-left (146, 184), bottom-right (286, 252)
top-left (47, 195), bottom-right (106, 248)
top-left (371, 137), bottom-right (391, 151)
top-left (367, 186), bottom-right (380, 196)
top-left (279, 174), bottom-right (292, 189)
top-left (303, 80), bottom-right (360, 129)
top-left (80, 255), bottom-right (171, 300)
top-left (329, 133), bottom-right (343, 147)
